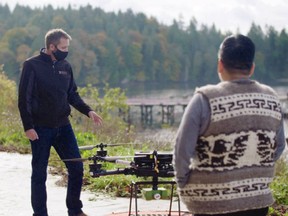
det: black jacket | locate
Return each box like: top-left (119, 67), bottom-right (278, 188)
top-left (18, 49), bottom-right (92, 131)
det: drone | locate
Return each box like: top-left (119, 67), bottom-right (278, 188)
top-left (63, 142), bottom-right (174, 180)
top-left (62, 143), bottom-right (184, 215)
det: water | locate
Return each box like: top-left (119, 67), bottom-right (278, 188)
top-left (122, 82), bottom-right (288, 99)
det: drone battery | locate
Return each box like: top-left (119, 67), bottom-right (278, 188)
top-left (141, 187), bottom-right (169, 200)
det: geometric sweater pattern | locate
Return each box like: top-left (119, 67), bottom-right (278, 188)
top-left (178, 80), bottom-right (282, 214)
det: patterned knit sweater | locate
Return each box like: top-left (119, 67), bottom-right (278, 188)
top-left (178, 80), bottom-right (282, 214)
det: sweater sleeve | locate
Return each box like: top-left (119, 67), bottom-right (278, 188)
top-left (18, 61), bottom-right (35, 131)
top-left (274, 116), bottom-right (287, 161)
top-left (173, 93), bottom-right (210, 188)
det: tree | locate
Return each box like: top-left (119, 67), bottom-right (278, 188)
top-left (275, 30), bottom-right (288, 78)
top-left (1, 4), bottom-right (288, 88)
top-left (51, 15), bottom-right (68, 29)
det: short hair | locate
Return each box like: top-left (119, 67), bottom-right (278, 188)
top-left (45, 28), bottom-right (72, 49)
top-left (218, 34), bottom-right (255, 73)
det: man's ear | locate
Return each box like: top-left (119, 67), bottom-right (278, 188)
top-left (249, 63), bottom-right (255, 77)
top-left (217, 59), bottom-right (224, 74)
top-left (48, 43), bottom-right (56, 51)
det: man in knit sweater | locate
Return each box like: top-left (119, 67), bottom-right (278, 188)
top-left (173, 34), bottom-right (286, 216)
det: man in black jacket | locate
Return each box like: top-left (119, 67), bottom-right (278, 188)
top-left (18, 28), bottom-right (102, 216)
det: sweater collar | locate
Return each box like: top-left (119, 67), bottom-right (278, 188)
top-left (231, 78), bottom-right (255, 84)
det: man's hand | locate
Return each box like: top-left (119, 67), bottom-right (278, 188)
top-left (25, 129), bottom-right (39, 141)
top-left (88, 111), bottom-right (103, 126)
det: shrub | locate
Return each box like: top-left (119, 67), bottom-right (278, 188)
top-left (0, 64), bottom-right (27, 149)
top-left (71, 83), bottom-right (135, 145)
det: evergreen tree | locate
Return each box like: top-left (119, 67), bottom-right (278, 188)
top-left (0, 4), bottom-right (287, 88)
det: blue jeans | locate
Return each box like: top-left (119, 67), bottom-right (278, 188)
top-left (30, 124), bottom-right (84, 216)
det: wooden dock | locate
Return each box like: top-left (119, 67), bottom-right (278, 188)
top-left (124, 97), bottom-right (190, 126)
top-left (121, 94), bottom-right (288, 127)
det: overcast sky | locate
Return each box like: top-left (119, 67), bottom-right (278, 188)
top-left (2, 0), bottom-right (288, 34)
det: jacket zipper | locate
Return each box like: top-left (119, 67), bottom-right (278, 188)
top-left (52, 60), bottom-right (57, 74)
top-left (52, 60), bottom-right (58, 126)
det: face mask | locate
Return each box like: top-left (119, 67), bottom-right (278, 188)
top-left (53, 49), bottom-right (68, 61)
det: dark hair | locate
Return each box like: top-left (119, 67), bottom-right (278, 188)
top-left (45, 28), bottom-right (72, 49)
top-left (218, 34), bottom-right (255, 72)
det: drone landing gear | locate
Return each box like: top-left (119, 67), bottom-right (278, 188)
top-left (128, 180), bottom-right (181, 216)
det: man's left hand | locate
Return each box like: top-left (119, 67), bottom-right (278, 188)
top-left (88, 111), bottom-right (103, 126)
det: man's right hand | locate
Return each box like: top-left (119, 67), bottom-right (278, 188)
top-left (25, 129), bottom-right (39, 141)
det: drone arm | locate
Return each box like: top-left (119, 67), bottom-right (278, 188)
top-left (91, 168), bottom-right (134, 177)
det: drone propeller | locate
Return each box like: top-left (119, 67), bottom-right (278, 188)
top-left (61, 158), bottom-right (90, 162)
top-left (79, 145), bottom-right (99, 150)
top-left (61, 155), bottom-right (145, 163)
top-left (79, 142), bottom-right (140, 150)
top-left (102, 155), bottom-right (145, 161)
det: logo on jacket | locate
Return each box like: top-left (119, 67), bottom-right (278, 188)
top-left (58, 71), bottom-right (68, 75)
